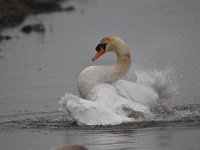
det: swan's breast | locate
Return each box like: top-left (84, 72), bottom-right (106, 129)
top-left (78, 66), bottom-right (99, 100)
top-left (77, 66), bottom-right (116, 100)
top-left (78, 66), bottom-right (98, 85)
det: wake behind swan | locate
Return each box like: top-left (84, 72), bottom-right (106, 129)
top-left (59, 36), bottom-right (177, 125)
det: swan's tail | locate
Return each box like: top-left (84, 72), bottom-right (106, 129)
top-left (136, 69), bottom-right (177, 101)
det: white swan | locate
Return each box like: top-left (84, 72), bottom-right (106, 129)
top-left (78, 36), bottom-right (131, 100)
top-left (59, 35), bottom-right (176, 125)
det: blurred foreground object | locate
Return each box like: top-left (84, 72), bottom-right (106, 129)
top-left (50, 144), bottom-right (88, 150)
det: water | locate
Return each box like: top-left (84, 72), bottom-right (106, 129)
top-left (0, 0), bottom-right (200, 149)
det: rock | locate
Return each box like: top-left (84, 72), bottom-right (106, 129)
top-left (21, 24), bottom-right (45, 33)
top-left (63, 6), bottom-right (76, 12)
top-left (0, 34), bottom-right (11, 42)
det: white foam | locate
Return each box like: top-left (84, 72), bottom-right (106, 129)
top-left (59, 69), bottom-right (177, 125)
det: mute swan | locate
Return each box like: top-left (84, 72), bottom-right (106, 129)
top-left (78, 36), bottom-right (131, 100)
top-left (59, 35), bottom-right (176, 125)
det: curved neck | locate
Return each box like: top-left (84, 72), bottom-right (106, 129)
top-left (102, 46), bottom-right (131, 83)
top-left (112, 46), bottom-right (131, 81)
top-left (115, 43), bottom-right (130, 59)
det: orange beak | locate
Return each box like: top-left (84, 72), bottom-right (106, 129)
top-left (92, 47), bottom-right (105, 61)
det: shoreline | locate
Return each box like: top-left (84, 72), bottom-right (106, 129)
top-left (0, 0), bottom-right (75, 41)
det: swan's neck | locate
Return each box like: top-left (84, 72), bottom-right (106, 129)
top-left (109, 47), bottom-right (131, 82)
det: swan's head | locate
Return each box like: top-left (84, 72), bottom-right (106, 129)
top-left (92, 35), bottom-right (128, 61)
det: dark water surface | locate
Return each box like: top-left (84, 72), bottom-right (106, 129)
top-left (1, 124), bottom-right (200, 150)
top-left (0, 0), bottom-right (200, 149)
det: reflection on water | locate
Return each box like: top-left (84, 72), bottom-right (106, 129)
top-left (0, 123), bottom-right (200, 150)
top-left (62, 126), bottom-right (200, 150)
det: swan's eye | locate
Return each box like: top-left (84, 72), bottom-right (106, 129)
top-left (95, 43), bottom-right (107, 51)
top-left (101, 43), bottom-right (107, 50)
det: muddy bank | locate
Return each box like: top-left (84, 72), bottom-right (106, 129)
top-left (0, 0), bottom-right (74, 30)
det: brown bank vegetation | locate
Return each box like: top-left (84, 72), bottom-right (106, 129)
top-left (0, 0), bottom-right (75, 30)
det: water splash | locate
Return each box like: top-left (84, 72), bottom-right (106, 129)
top-left (0, 104), bottom-right (200, 131)
top-left (135, 69), bottom-right (178, 100)
top-left (58, 68), bottom-right (180, 125)
top-left (1, 69), bottom-right (199, 129)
